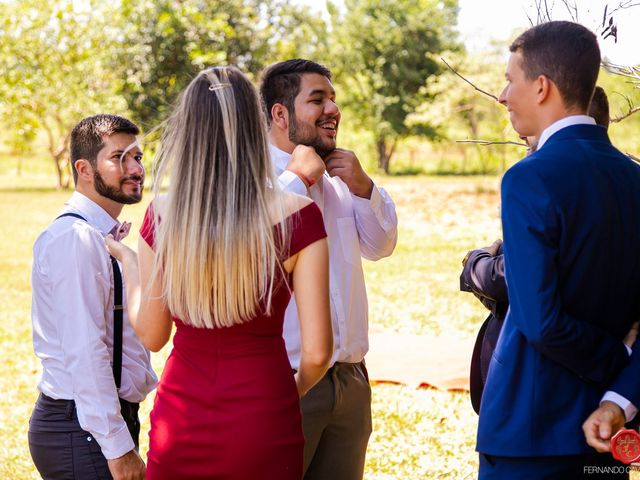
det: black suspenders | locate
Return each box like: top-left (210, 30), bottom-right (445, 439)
top-left (55, 212), bottom-right (123, 390)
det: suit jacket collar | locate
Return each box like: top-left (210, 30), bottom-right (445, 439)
top-left (537, 123), bottom-right (610, 151)
top-left (537, 115), bottom-right (596, 150)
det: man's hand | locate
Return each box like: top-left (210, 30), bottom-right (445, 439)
top-left (582, 401), bottom-right (626, 453)
top-left (287, 145), bottom-right (326, 187)
top-left (624, 321), bottom-right (639, 349)
top-left (107, 449), bottom-right (145, 480)
top-left (481, 239), bottom-right (503, 257)
top-left (324, 148), bottom-right (373, 198)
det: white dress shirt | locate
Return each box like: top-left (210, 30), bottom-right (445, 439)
top-left (271, 144), bottom-right (398, 369)
top-left (31, 191), bottom-right (157, 459)
top-left (537, 116), bottom-right (637, 422)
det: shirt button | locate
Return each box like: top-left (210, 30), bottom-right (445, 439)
top-left (87, 436), bottom-right (93, 442)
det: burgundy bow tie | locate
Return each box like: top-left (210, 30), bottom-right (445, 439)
top-left (110, 222), bottom-right (131, 241)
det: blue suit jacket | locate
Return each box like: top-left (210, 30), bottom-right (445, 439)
top-left (477, 124), bottom-right (640, 456)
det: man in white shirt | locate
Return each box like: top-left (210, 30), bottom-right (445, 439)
top-left (28, 114), bottom-right (157, 480)
top-left (260, 59), bottom-right (398, 480)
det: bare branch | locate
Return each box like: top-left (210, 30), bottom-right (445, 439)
top-left (611, 105), bottom-right (640, 123)
top-left (456, 139), bottom-right (527, 147)
top-left (544, 0), bottom-right (552, 21)
top-left (523, 7), bottom-right (536, 27)
top-left (602, 65), bottom-right (640, 122)
top-left (560, 0), bottom-right (579, 21)
top-left (607, 1), bottom-right (640, 17)
top-left (541, 0), bottom-right (553, 22)
top-left (603, 62), bottom-right (640, 84)
top-left (440, 58), bottom-right (500, 102)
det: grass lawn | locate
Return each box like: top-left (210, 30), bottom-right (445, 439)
top-left (2, 166), bottom-right (633, 479)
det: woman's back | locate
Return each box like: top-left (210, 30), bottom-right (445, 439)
top-left (106, 66), bottom-right (331, 479)
top-left (143, 201), bottom-right (326, 480)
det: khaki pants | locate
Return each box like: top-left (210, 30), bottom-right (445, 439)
top-left (301, 361), bottom-right (372, 480)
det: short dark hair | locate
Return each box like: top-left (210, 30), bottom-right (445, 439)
top-left (510, 21), bottom-right (600, 112)
top-left (70, 114), bottom-right (139, 184)
top-left (589, 85), bottom-right (609, 129)
top-left (259, 59), bottom-right (332, 126)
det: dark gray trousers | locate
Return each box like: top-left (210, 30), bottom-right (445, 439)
top-left (301, 361), bottom-right (372, 480)
top-left (28, 393), bottom-right (139, 480)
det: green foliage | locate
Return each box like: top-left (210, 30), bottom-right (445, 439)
top-left (0, 0), bottom-right (331, 185)
top-left (329, 0), bottom-right (461, 172)
top-left (0, 0), bottom-right (128, 188)
top-left (597, 68), bottom-right (640, 157)
top-left (116, 0), bottom-right (330, 131)
top-left (411, 43), bottom-right (526, 175)
top-left (0, 161), bottom-right (493, 479)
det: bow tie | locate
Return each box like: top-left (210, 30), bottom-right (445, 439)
top-left (110, 222), bottom-right (131, 241)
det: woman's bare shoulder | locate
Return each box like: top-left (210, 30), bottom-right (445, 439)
top-left (268, 191), bottom-right (315, 226)
top-left (282, 192), bottom-right (313, 215)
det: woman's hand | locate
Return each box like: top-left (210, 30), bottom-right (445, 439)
top-left (105, 234), bottom-right (136, 262)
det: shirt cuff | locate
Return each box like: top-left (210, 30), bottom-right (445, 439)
top-left (95, 424), bottom-right (136, 460)
top-left (602, 391), bottom-right (639, 423)
top-left (277, 170), bottom-right (308, 196)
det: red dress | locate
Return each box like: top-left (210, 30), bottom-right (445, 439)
top-left (140, 203), bottom-right (326, 480)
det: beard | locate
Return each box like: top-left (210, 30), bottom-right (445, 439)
top-left (94, 170), bottom-right (143, 205)
top-left (288, 112), bottom-right (336, 158)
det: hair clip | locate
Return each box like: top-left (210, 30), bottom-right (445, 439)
top-left (208, 83), bottom-right (231, 91)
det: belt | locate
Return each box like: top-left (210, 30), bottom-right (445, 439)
top-left (40, 393), bottom-right (139, 416)
top-left (292, 361), bottom-right (362, 375)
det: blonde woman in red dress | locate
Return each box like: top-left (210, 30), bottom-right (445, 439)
top-left (106, 66), bottom-right (333, 479)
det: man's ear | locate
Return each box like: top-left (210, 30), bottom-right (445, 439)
top-left (536, 75), bottom-right (552, 104)
top-left (270, 103), bottom-right (289, 131)
top-left (74, 159), bottom-right (93, 182)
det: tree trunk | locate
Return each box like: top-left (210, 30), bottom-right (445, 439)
top-left (376, 136), bottom-right (398, 174)
top-left (376, 137), bottom-right (389, 173)
top-left (52, 159), bottom-right (64, 189)
top-left (41, 115), bottom-right (72, 189)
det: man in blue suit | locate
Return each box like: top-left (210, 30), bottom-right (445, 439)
top-left (477, 21), bottom-right (640, 479)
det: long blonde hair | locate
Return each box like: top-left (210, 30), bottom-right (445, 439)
top-left (151, 66), bottom-right (287, 328)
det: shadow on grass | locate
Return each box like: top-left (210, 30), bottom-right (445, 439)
top-left (387, 166), bottom-right (427, 176)
top-left (387, 166), bottom-right (503, 177)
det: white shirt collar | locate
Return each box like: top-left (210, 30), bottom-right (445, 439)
top-left (269, 144), bottom-right (292, 174)
top-left (536, 115), bottom-right (596, 151)
top-left (64, 191), bottom-right (118, 236)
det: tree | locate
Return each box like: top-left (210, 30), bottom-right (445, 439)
top-left (116, 0), bottom-right (330, 131)
top-left (328, 0), bottom-right (460, 173)
top-left (413, 47), bottom-right (518, 174)
top-left (0, 0), bottom-right (128, 189)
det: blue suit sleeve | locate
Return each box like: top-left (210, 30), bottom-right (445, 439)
top-left (501, 164), bottom-right (628, 386)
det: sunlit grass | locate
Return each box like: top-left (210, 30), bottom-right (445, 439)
top-left (13, 164), bottom-right (633, 479)
top-left (1, 170), bottom-right (500, 479)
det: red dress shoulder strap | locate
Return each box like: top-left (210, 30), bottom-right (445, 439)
top-left (139, 202), bottom-right (156, 248)
top-left (286, 202), bottom-right (327, 258)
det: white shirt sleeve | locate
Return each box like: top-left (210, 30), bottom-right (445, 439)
top-left (47, 226), bottom-right (134, 459)
top-left (601, 391), bottom-right (638, 423)
top-left (351, 184), bottom-right (398, 260)
top-left (277, 169), bottom-right (309, 197)
top-left (600, 344), bottom-right (638, 423)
